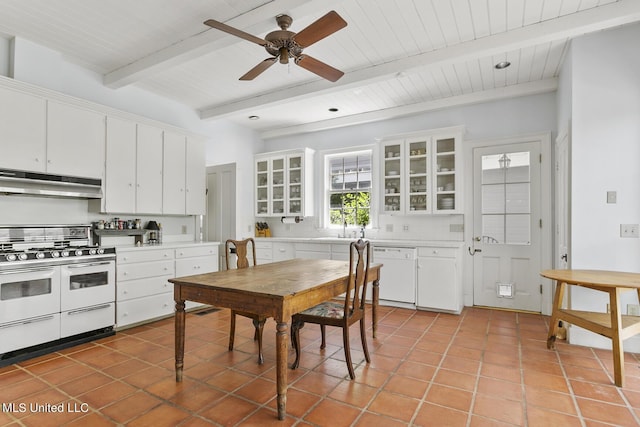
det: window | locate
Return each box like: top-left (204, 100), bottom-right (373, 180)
top-left (327, 150), bottom-right (372, 227)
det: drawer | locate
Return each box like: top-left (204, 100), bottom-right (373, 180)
top-left (117, 293), bottom-right (174, 328)
top-left (61, 303), bottom-right (115, 338)
top-left (273, 243), bottom-right (294, 261)
top-left (256, 247), bottom-right (272, 260)
top-left (417, 247), bottom-right (458, 258)
top-left (0, 314), bottom-right (61, 354)
top-left (294, 242), bottom-right (331, 252)
top-left (117, 249), bottom-right (173, 264)
top-left (254, 240), bottom-right (272, 250)
top-left (117, 260), bottom-right (174, 282)
top-left (175, 245), bottom-right (218, 259)
top-left (117, 275), bottom-right (174, 301)
top-left (175, 256), bottom-right (218, 276)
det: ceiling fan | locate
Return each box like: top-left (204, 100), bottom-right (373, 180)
top-left (204, 10), bottom-right (347, 82)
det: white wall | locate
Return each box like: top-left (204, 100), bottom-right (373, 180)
top-left (567, 23), bottom-right (640, 350)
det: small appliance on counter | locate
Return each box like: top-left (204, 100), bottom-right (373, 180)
top-left (146, 221), bottom-right (162, 244)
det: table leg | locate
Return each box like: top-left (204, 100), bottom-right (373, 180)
top-left (547, 280), bottom-right (565, 350)
top-left (175, 299), bottom-right (186, 382)
top-left (275, 321), bottom-right (288, 420)
top-left (372, 278), bottom-right (379, 339)
top-left (609, 287), bottom-right (625, 387)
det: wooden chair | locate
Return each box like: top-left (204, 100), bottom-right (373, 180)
top-left (291, 239), bottom-right (371, 379)
top-left (225, 238), bottom-right (267, 364)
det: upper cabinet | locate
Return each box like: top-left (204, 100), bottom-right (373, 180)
top-left (185, 137), bottom-right (206, 215)
top-left (255, 148), bottom-right (314, 217)
top-left (162, 132), bottom-right (187, 215)
top-left (381, 128), bottom-right (463, 215)
top-left (47, 101), bottom-right (105, 179)
top-left (0, 87), bottom-right (105, 179)
top-left (0, 87), bottom-right (47, 172)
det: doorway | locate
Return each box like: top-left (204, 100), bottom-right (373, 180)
top-left (206, 163), bottom-right (236, 269)
top-left (468, 135), bottom-right (552, 314)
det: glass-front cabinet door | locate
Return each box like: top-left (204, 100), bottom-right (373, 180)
top-left (380, 128), bottom-right (462, 215)
top-left (382, 141), bottom-right (403, 214)
top-left (407, 138), bottom-right (429, 213)
top-left (287, 154), bottom-right (303, 215)
top-left (271, 157), bottom-right (285, 215)
top-left (255, 158), bottom-right (269, 216)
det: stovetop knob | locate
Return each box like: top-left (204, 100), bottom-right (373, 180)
top-left (97, 248), bottom-right (105, 255)
top-left (36, 252), bottom-right (46, 259)
top-left (75, 249), bottom-right (83, 256)
top-left (51, 251), bottom-right (60, 258)
top-left (61, 250), bottom-right (70, 257)
top-left (5, 254), bottom-right (17, 262)
top-left (17, 253), bottom-right (28, 261)
top-left (89, 248), bottom-right (97, 255)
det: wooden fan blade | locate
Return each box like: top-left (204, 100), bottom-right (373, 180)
top-left (295, 55), bottom-right (344, 82)
top-left (239, 58), bottom-right (277, 80)
top-left (204, 19), bottom-right (267, 46)
top-left (293, 10), bottom-right (347, 48)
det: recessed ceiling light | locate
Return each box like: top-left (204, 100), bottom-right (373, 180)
top-left (494, 61), bottom-right (511, 70)
top-left (328, 108), bottom-right (339, 112)
top-left (248, 115), bottom-right (260, 120)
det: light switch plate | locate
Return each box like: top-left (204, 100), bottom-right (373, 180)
top-left (607, 191), bottom-right (617, 204)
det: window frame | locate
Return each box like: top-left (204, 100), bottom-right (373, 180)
top-left (322, 146), bottom-right (376, 230)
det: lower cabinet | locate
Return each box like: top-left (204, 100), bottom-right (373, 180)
top-left (416, 246), bottom-right (463, 314)
top-left (116, 244), bottom-right (218, 328)
top-left (294, 242), bottom-right (331, 259)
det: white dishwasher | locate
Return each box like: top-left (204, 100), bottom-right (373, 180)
top-left (373, 246), bottom-right (417, 304)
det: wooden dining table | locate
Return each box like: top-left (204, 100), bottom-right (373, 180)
top-left (171, 258), bottom-right (382, 420)
top-left (541, 269), bottom-right (640, 387)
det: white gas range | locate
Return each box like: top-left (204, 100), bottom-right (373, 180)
top-left (0, 225), bottom-right (116, 365)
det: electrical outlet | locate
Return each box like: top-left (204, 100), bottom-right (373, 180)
top-left (181, 225), bottom-right (187, 234)
top-left (403, 224), bottom-right (409, 231)
top-left (607, 191), bottom-right (617, 204)
top-left (248, 225), bottom-right (252, 232)
top-left (620, 224), bottom-right (639, 238)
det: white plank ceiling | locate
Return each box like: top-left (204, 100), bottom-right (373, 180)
top-left (1, 0), bottom-right (639, 138)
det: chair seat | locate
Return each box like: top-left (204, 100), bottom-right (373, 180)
top-left (300, 301), bottom-right (344, 319)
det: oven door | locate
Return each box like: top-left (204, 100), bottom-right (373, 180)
top-left (0, 266), bottom-right (61, 324)
top-left (60, 260), bottom-right (115, 311)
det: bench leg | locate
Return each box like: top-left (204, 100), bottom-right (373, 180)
top-left (547, 281), bottom-right (565, 350)
top-left (609, 287), bottom-right (625, 387)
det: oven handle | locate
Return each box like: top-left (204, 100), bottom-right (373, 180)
top-left (0, 266), bottom-right (56, 275)
top-left (66, 304), bottom-right (112, 315)
top-left (0, 314), bottom-right (55, 329)
top-left (64, 261), bottom-right (114, 269)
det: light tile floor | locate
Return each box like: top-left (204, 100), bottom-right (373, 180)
top-left (2, 306), bottom-right (640, 426)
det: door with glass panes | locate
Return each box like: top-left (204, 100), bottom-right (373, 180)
top-left (472, 141), bottom-right (542, 312)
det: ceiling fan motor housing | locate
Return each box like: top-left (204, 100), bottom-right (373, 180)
top-left (265, 30), bottom-right (302, 62)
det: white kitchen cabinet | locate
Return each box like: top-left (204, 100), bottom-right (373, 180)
top-left (330, 243), bottom-right (351, 261)
top-left (381, 128), bottom-right (462, 215)
top-left (255, 240), bottom-right (273, 265)
top-left (104, 119), bottom-right (164, 214)
top-left (416, 246), bottom-right (463, 313)
top-left (0, 86), bottom-right (47, 172)
top-left (273, 242), bottom-right (295, 261)
top-left (116, 243), bottom-right (218, 328)
top-left (116, 247), bottom-right (175, 328)
top-left (255, 148), bottom-right (314, 217)
top-left (104, 117), bottom-right (137, 213)
top-left (185, 136), bottom-right (206, 215)
top-left (294, 242), bottom-right (331, 259)
top-left (162, 131), bottom-right (187, 215)
top-left (136, 124), bottom-right (164, 214)
top-left (47, 101), bottom-right (105, 179)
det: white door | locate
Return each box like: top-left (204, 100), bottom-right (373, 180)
top-left (206, 164), bottom-right (236, 269)
top-left (472, 141), bottom-right (543, 312)
top-left (555, 130), bottom-right (571, 269)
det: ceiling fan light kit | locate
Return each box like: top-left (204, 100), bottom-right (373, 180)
top-left (204, 10), bottom-right (347, 82)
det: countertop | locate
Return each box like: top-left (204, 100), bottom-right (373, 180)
top-left (115, 241), bottom-right (220, 252)
top-left (254, 237), bottom-right (464, 248)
